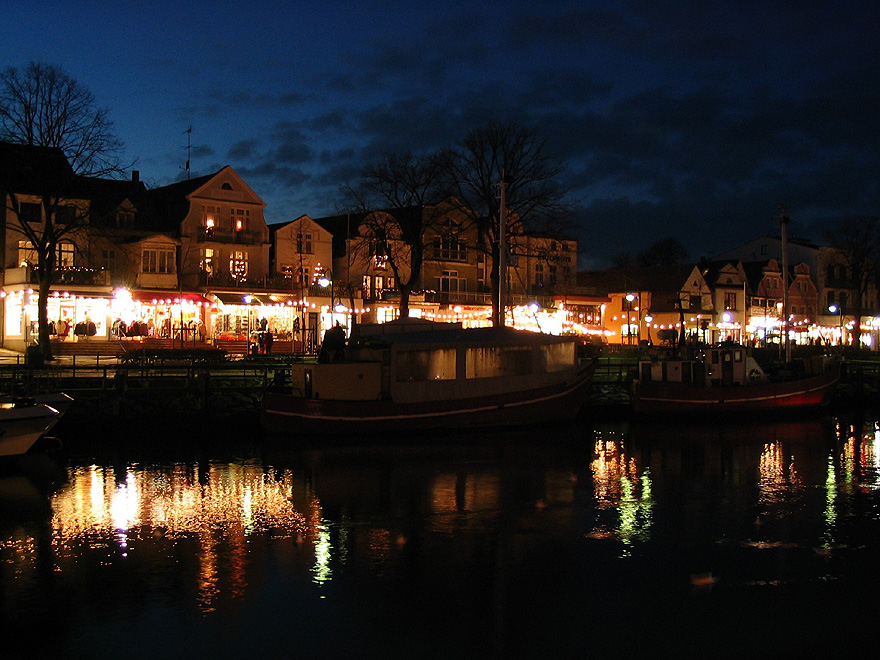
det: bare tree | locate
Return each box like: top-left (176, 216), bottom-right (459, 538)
top-left (0, 62), bottom-right (127, 358)
top-left (637, 236), bottom-right (689, 268)
top-left (344, 152), bottom-right (448, 319)
top-left (442, 123), bottom-right (570, 327)
top-left (823, 216), bottom-right (880, 347)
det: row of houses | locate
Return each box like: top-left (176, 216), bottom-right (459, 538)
top-left (1, 141), bottom-right (874, 353)
top-left (582, 235), bottom-right (875, 349)
top-left (0, 141), bottom-right (582, 352)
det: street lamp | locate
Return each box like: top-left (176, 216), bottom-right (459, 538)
top-left (828, 304), bottom-right (844, 348)
top-left (644, 313), bottom-right (653, 345)
top-left (625, 292), bottom-right (636, 345)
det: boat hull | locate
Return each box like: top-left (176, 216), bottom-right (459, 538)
top-left (262, 363), bottom-right (595, 434)
top-left (632, 369), bottom-right (839, 415)
top-left (0, 404), bottom-right (61, 457)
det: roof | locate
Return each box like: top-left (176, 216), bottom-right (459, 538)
top-left (353, 320), bottom-right (574, 347)
top-left (146, 170), bottom-right (220, 233)
top-left (577, 263), bottom-right (696, 295)
top-left (0, 141), bottom-right (77, 195)
top-left (313, 206), bottom-right (427, 258)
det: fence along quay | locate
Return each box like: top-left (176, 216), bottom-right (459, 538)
top-left (1, 351), bottom-right (276, 419)
top-left (3, 344), bottom-right (876, 421)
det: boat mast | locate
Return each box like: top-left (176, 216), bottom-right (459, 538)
top-left (497, 178), bottom-right (509, 328)
top-left (780, 205), bottom-right (791, 364)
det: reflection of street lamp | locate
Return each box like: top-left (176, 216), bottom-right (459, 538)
top-left (829, 304), bottom-right (844, 348)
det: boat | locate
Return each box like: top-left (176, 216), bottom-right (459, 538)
top-left (0, 401), bottom-right (62, 458)
top-left (0, 392), bottom-right (74, 416)
top-left (631, 342), bottom-right (839, 415)
top-left (261, 319), bottom-right (596, 434)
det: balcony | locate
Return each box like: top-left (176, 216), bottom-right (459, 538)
top-left (23, 265), bottom-right (109, 286)
top-left (194, 228), bottom-right (265, 245)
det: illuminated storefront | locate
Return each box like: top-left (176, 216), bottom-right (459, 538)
top-left (2, 287), bottom-right (111, 351)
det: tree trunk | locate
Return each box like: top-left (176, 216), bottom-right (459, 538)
top-left (37, 270), bottom-right (54, 360)
top-left (399, 286), bottom-right (411, 320)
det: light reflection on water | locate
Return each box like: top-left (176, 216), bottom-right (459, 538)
top-left (2, 412), bottom-right (880, 657)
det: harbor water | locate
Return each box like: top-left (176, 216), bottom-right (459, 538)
top-left (2, 409), bottom-right (879, 658)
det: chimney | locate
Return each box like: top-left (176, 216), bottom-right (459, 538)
top-left (132, 170), bottom-right (140, 183)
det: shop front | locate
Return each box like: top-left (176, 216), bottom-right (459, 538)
top-left (111, 288), bottom-right (211, 344)
top-left (2, 287), bottom-right (112, 351)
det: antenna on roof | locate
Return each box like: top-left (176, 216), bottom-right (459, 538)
top-left (181, 127), bottom-right (192, 179)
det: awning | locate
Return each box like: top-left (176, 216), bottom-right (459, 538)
top-left (208, 292), bottom-right (302, 307)
top-left (47, 288), bottom-right (113, 300)
top-left (210, 291), bottom-right (258, 305)
top-left (264, 293), bottom-right (305, 306)
top-left (129, 290), bottom-right (211, 305)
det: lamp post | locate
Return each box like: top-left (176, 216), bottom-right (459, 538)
top-left (319, 270), bottom-right (334, 329)
top-left (644, 313), bottom-right (653, 345)
top-left (625, 292), bottom-right (636, 345)
top-left (829, 304), bottom-right (844, 351)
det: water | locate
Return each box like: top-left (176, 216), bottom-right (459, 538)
top-left (2, 410), bottom-right (880, 659)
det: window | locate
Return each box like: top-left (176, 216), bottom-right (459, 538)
top-left (724, 292), bottom-right (736, 310)
top-left (19, 202), bottom-right (41, 223)
top-left (17, 240), bottom-right (37, 267)
top-left (55, 205), bottom-right (76, 224)
top-left (296, 232), bottom-right (313, 254)
top-left (229, 250), bottom-right (248, 280)
top-left (437, 270), bottom-right (465, 293)
top-left (200, 248), bottom-right (214, 274)
top-left (535, 263), bottom-right (545, 287)
top-left (100, 249), bottom-right (116, 273)
top-left (433, 220), bottom-right (467, 261)
top-left (282, 265), bottom-right (309, 285)
top-left (142, 248), bottom-right (176, 274)
top-left (116, 209), bottom-right (134, 227)
top-left (370, 242), bottom-right (388, 269)
top-left (477, 253), bottom-right (489, 290)
top-left (231, 208), bottom-right (249, 232)
top-left (56, 241), bottom-right (75, 268)
top-left (201, 205), bottom-right (220, 233)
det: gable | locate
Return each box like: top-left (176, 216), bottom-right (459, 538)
top-left (275, 215), bottom-right (324, 239)
top-left (187, 166), bottom-right (266, 208)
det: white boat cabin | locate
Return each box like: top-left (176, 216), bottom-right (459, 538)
top-left (289, 320), bottom-right (584, 403)
top-left (638, 343), bottom-right (767, 388)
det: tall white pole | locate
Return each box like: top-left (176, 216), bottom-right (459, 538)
top-left (780, 205), bottom-right (791, 364)
top-left (498, 179), bottom-right (508, 328)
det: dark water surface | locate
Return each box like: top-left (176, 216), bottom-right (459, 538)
top-left (2, 410), bottom-right (880, 659)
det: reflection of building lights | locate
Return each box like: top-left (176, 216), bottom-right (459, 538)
top-left (313, 524), bottom-right (332, 585)
top-left (589, 434), bottom-right (653, 554)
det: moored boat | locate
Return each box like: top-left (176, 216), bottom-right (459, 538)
top-left (631, 342), bottom-right (839, 415)
top-left (0, 402), bottom-right (62, 458)
top-left (0, 392), bottom-right (74, 416)
top-left (261, 320), bottom-right (595, 434)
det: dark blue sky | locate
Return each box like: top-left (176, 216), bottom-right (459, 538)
top-left (3, 0), bottom-right (877, 267)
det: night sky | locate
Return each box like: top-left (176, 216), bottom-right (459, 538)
top-left (2, 0), bottom-right (877, 268)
